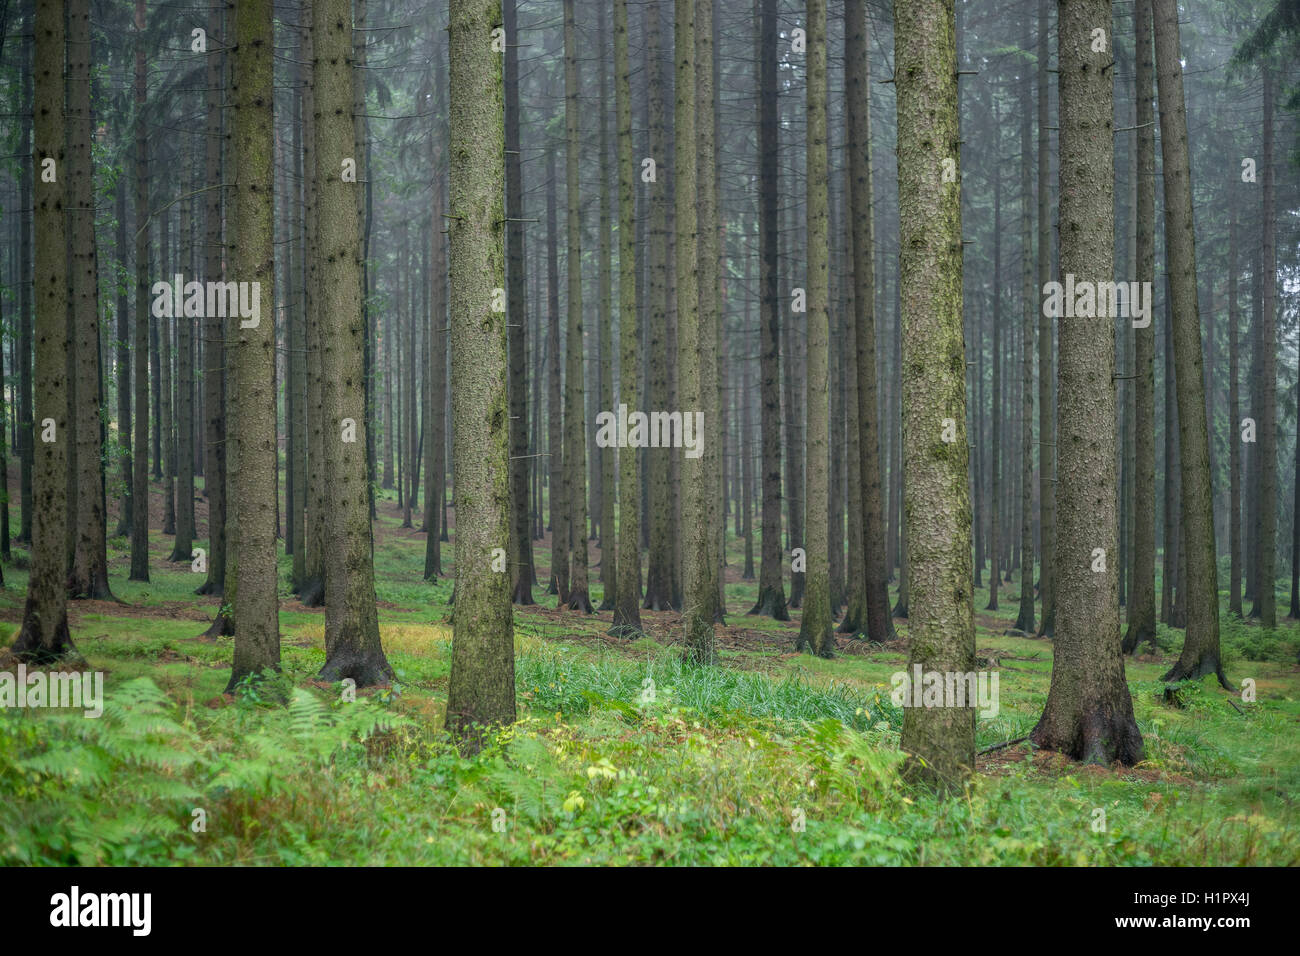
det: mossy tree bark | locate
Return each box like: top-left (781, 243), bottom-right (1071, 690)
top-left (314, 0), bottom-right (393, 686)
top-left (611, 0), bottom-right (643, 636)
top-left (895, 0), bottom-right (975, 790)
top-left (14, 0), bottom-right (74, 661)
top-left (1030, 0), bottom-right (1143, 765)
top-left (225, 0), bottom-right (281, 690)
top-left (445, 0), bottom-right (516, 753)
top-left (797, 0), bottom-right (833, 659)
top-left (1123, 0), bottom-right (1157, 653)
top-left (1152, 0), bottom-right (1229, 683)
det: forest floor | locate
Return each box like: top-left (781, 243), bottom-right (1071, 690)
top-left (1, 482), bottom-right (1297, 865)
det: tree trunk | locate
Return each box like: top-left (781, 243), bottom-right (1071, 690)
top-left (1035, 0), bottom-right (1055, 638)
top-left (545, 146), bottom-right (567, 601)
top-left (129, 0), bottom-right (150, 585)
top-left (748, 0), bottom-right (788, 620)
top-left (1015, 54), bottom-right (1036, 633)
top-left (642, 5), bottom-right (673, 612)
top-left (315, 0), bottom-right (392, 686)
top-left (13, 0), bottom-right (74, 661)
top-left (1123, 0), bottom-right (1157, 653)
top-left (196, 1), bottom-right (227, 605)
top-left (797, 0), bottom-right (832, 659)
top-left (1030, 0), bottom-right (1143, 765)
top-left (611, 0), bottom-right (643, 636)
top-left (562, 0), bottom-right (593, 613)
top-left (445, 0), bottom-right (516, 753)
top-left (1249, 67), bottom-right (1277, 628)
top-left (225, 0), bottom-right (281, 690)
top-left (1153, 0), bottom-right (1228, 683)
top-left (895, 0), bottom-right (974, 790)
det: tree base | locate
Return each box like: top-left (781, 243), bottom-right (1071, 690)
top-left (1161, 653), bottom-right (1230, 690)
top-left (202, 609), bottom-right (234, 641)
top-left (11, 602), bottom-right (76, 665)
top-left (318, 650), bottom-right (394, 688)
top-left (298, 578), bottom-right (325, 608)
top-left (747, 585), bottom-right (790, 621)
top-left (1030, 702), bottom-right (1144, 766)
top-left (566, 589), bottom-right (594, 614)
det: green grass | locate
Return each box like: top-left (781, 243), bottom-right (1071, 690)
top-left (1, 489), bottom-right (1298, 865)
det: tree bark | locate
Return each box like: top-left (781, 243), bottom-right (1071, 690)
top-left (225, 0), bottom-right (281, 689)
top-left (1030, 0), bottom-right (1143, 765)
top-left (13, 0), bottom-right (74, 661)
top-left (748, 0), bottom-right (788, 621)
top-left (445, 0), bottom-right (516, 752)
top-left (797, 0), bottom-right (832, 659)
top-left (1152, 0), bottom-right (1228, 683)
top-left (611, 0), bottom-right (643, 636)
top-left (895, 0), bottom-right (975, 790)
top-left (1123, 0), bottom-right (1157, 653)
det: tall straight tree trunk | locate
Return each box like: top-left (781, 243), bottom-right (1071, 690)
top-left (1228, 202), bottom-right (1241, 617)
top-left (66, 0), bottom-right (113, 599)
top-left (315, 0), bottom-right (392, 686)
top-left (673, 0), bottom-right (713, 661)
top-left (1035, 0), bottom-right (1055, 637)
top-left (695, 0), bottom-right (723, 631)
top-left (987, 100), bottom-right (1002, 612)
top-left (289, 51), bottom-right (308, 587)
top-left (225, 0), bottom-right (280, 689)
top-left (797, 0), bottom-right (832, 658)
top-left (642, 4), bottom-right (673, 611)
top-left (1123, 0), bottom-right (1157, 652)
top-left (1152, 0), bottom-right (1228, 683)
top-left (1015, 47), bottom-right (1036, 634)
top-left (114, 167), bottom-right (132, 540)
top-left (299, 1), bottom-right (326, 607)
top-left (1031, 0), bottom-right (1143, 765)
top-left (160, 210), bottom-right (175, 538)
top-left (611, 0), bottom-right (643, 636)
top-left (18, 18), bottom-right (34, 547)
top-left (14, 0), bottom-right (74, 660)
top-left (1250, 67), bottom-right (1277, 629)
top-left (129, 0), bottom-right (150, 584)
top-left (596, 0), bottom-right (617, 610)
top-left (425, 92), bottom-right (447, 582)
top-left (845, 0), bottom-right (892, 642)
top-left (197, 0), bottom-right (227, 602)
top-left (445, 0), bottom-right (516, 753)
top-left (895, 0), bottom-right (973, 790)
top-left (170, 162), bottom-right (195, 564)
top-left (545, 147), bottom-right (568, 601)
top-left (748, 0), bottom-right (788, 620)
top-left (505, 0), bottom-right (535, 605)
top-left (562, 0), bottom-right (593, 613)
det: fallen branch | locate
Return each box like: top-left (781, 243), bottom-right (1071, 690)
top-left (978, 735), bottom-right (1031, 756)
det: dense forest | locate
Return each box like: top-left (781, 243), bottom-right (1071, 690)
top-left (0, 0), bottom-right (1297, 869)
